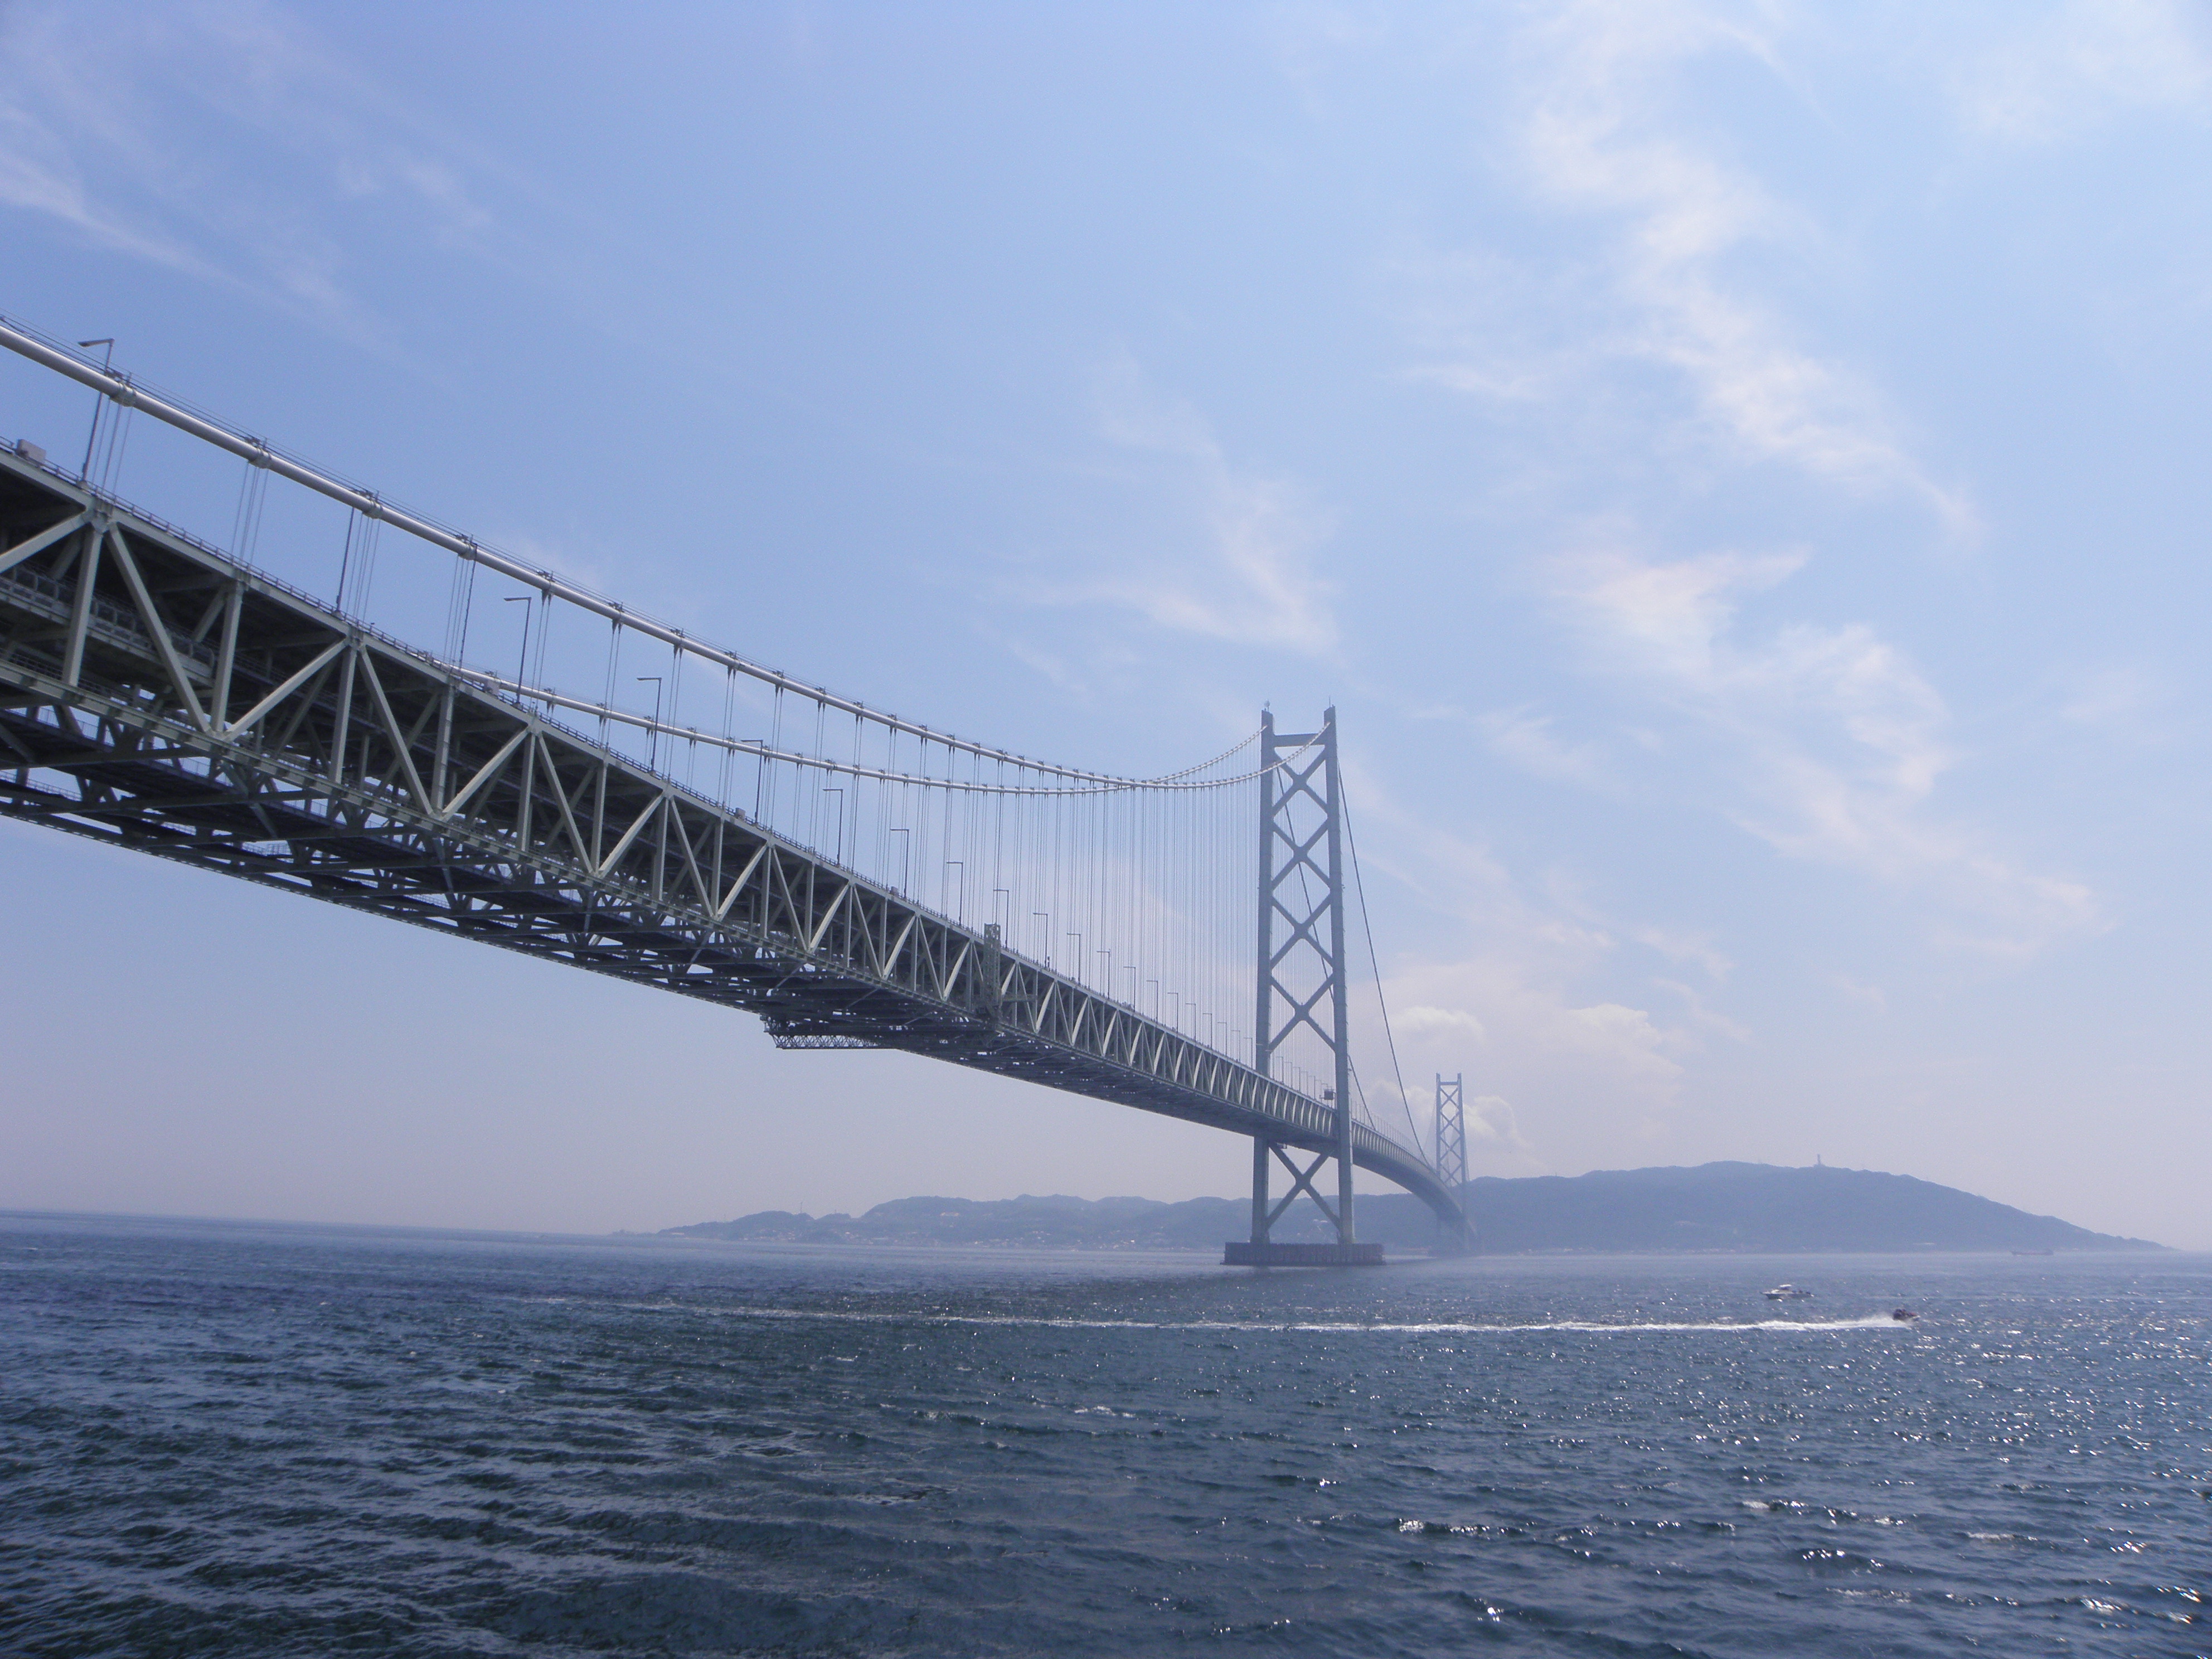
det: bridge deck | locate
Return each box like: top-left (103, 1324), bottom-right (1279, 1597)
top-left (0, 449), bottom-right (1463, 1227)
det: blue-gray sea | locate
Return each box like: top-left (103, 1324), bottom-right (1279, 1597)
top-left (0, 1214), bottom-right (2205, 1657)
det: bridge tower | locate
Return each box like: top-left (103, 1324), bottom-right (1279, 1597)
top-left (1225, 708), bottom-right (1381, 1266)
top-left (1435, 1073), bottom-right (1467, 1191)
top-left (1431, 1072), bottom-right (1476, 1253)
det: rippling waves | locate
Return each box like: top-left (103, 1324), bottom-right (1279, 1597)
top-left (0, 1215), bottom-right (2204, 1657)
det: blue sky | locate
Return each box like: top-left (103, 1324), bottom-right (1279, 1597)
top-left (3, 1), bottom-right (2209, 1246)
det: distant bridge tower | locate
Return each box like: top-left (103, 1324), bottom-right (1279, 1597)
top-left (1435, 1073), bottom-right (1466, 1192)
top-left (1226, 709), bottom-right (1381, 1265)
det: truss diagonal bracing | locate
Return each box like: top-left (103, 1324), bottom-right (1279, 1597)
top-left (0, 447), bottom-right (1463, 1230)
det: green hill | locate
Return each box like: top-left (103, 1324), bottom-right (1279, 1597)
top-left (665, 1161), bottom-right (2158, 1254)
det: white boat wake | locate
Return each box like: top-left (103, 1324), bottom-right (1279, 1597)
top-left (618, 1304), bottom-right (1911, 1336)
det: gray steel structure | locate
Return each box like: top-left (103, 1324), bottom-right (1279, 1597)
top-left (1435, 1072), bottom-right (1467, 1193)
top-left (1224, 709), bottom-right (1384, 1266)
top-left (0, 438), bottom-right (1466, 1233)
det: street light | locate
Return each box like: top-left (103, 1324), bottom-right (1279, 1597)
top-left (503, 596), bottom-right (531, 701)
top-left (636, 676), bottom-right (662, 769)
top-left (76, 339), bottom-right (114, 482)
top-left (744, 739), bottom-right (772, 821)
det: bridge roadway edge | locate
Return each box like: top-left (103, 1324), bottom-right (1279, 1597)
top-left (0, 448), bottom-right (1467, 1234)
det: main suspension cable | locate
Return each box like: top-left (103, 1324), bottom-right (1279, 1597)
top-left (457, 666), bottom-right (1307, 795)
top-left (1344, 789), bottom-right (1428, 1163)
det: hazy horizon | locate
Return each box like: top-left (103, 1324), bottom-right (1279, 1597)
top-left (0, 1152), bottom-right (2177, 1255)
top-left (6, 2), bottom-right (2211, 1249)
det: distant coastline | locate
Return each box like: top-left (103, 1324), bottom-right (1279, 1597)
top-left (666, 1161), bottom-right (2162, 1255)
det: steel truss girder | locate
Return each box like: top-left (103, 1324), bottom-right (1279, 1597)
top-left (0, 450), bottom-right (1464, 1225)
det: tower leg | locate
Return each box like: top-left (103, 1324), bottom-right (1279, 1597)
top-left (1325, 706), bottom-right (1354, 1247)
top-left (1337, 1122), bottom-right (1355, 1245)
top-left (1250, 1135), bottom-right (1272, 1245)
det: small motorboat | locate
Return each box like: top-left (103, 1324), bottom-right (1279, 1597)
top-left (1890, 1308), bottom-right (1919, 1322)
top-left (1764, 1283), bottom-right (1813, 1301)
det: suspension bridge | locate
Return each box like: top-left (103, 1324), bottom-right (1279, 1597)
top-left (0, 316), bottom-right (1471, 1263)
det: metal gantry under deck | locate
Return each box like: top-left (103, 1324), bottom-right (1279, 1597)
top-left (0, 442), bottom-right (1467, 1238)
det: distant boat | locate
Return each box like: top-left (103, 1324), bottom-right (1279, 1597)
top-left (1764, 1283), bottom-right (1813, 1301)
top-left (1891, 1308), bottom-right (1919, 1321)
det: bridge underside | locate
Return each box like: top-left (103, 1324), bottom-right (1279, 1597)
top-left (0, 449), bottom-right (1466, 1231)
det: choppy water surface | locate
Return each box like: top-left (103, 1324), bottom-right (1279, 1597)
top-left (0, 1216), bottom-right (2204, 1657)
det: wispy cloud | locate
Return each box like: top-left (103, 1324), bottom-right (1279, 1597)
top-left (0, 98), bottom-right (222, 279)
top-left (1405, 0), bottom-right (1973, 536)
top-left (1633, 924), bottom-right (1731, 981)
top-left (1388, 948), bottom-right (1685, 1101)
top-left (1028, 356), bottom-right (1338, 654)
top-left (1397, 1004), bottom-right (1487, 1040)
top-left (1476, 704), bottom-right (1611, 786)
top-left (1956, 0), bottom-right (2212, 143)
top-left (1830, 973), bottom-right (1887, 1013)
top-left (1340, 770), bottom-right (1696, 1173)
top-left (2058, 665), bottom-right (2168, 744)
top-left (1547, 536), bottom-right (2099, 951)
top-left (1366, 4), bottom-right (2123, 957)
top-left (0, 0), bottom-right (513, 341)
top-left (1654, 977), bottom-right (1749, 1042)
top-left (1466, 1094), bottom-right (1528, 1149)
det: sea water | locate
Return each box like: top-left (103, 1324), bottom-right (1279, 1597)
top-left (0, 1213), bottom-right (2204, 1656)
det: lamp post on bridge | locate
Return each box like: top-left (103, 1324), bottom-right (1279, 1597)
top-left (636, 676), bottom-right (662, 770)
top-left (76, 339), bottom-right (114, 483)
top-left (504, 596), bottom-right (531, 703)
